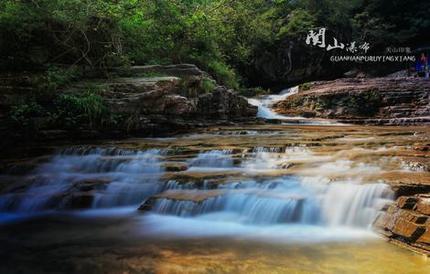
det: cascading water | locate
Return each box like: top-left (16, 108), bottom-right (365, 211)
top-left (320, 182), bottom-right (392, 227)
top-left (187, 150), bottom-right (234, 170)
top-left (248, 86), bottom-right (299, 120)
top-left (0, 146), bottom-right (394, 241)
top-left (147, 177), bottom-right (392, 228)
top-left (92, 149), bottom-right (164, 208)
top-left (141, 148), bottom-right (394, 238)
top-left (0, 148), bottom-right (164, 212)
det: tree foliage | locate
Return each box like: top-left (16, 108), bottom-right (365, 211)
top-left (0, 0), bottom-right (427, 86)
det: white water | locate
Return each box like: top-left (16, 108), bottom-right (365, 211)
top-left (148, 177), bottom-right (392, 228)
top-left (142, 214), bottom-right (378, 243)
top-left (0, 147), bottom-right (394, 244)
top-left (140, 149), bottom-right (393, 241)
top-left (188, 150), bottom-right (234, 169)
top-left (0, 148), bottom-right (164, 212)
top-left (248, 86), bottom-right (348, 126)
top-left (248, 86), bottom-right (300, 120)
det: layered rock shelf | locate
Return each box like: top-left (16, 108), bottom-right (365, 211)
top-left (0, 124), bottom-right (429, 255)
top-left (274, 77), bottom-right (430, 125)
top-left (374, 195), bottom-right (430, 255)
top-left (0, 64), bottom-right (257, 148)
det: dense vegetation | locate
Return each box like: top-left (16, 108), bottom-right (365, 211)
top-left (1, 0), bottom-right (428, 88)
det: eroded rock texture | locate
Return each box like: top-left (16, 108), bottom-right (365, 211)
top-left (374, 195), bottom-right (430, 255)
top-left (274, 77), bottom-right (430, 125)
top-left (0, 64), bottom-right (257, 144)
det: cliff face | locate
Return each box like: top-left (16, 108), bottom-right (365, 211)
top-left (274, 78), bottom-right (430, 125)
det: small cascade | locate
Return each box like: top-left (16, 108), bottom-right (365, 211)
top-left (0, 149), bottom-right (164, 212)
top-left (241, 147), bottom-right (307, 171)
top-left (0, 142), bottom-right (394, 234)
top-left (188, 150), bottom-right (234, 169)
top-left (92, 149), bottom-right (164, 208)
top-left (144, 147), bottom-right (393, 229)
top-left (151, 193), bottom-right (319, 225)
top-left (319, 182), bottom-right (393, 227)
top-left (248, 86), bottom-right (299, 120)
top-left (59, 146), bottom-right (138, 156)
top-left (242, 147), bottom-right (285, 170)
top-left (147, 176), bottom-right (393, 228)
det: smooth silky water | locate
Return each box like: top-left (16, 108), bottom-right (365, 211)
top-left (1, 123), bottom-right (430, 273)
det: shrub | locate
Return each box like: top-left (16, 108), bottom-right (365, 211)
top-left (53, 89), bottom-right (109, 129)
top-left (207, 61), bottom-right (239, 90)
top-left (200, 78), bottom-right (216, 93)
top-left (32, 66), bottom-right (81, 97)
top-left (299, 83), bottom-right (312, 91)
top-left (9, 101), bottom-right (45, 129)
top-left (239, 87), bottom-right (270, 97)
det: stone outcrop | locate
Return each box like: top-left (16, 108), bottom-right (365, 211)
top-left (274, 77), bottom-right (430, 125)
top-left (100, 74), bottom-right (256, 121)
top-left (0, 64), bottom-right (257, 146)
top-left (90, 75), bottom-right (257, 135)
top-left (374, 195), bottom-right (430, 255)
top-left (108, 63), bottom-right (210, 78)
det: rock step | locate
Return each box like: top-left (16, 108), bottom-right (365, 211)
top-left (274, 77), bottom-right (430, 125)
top-left (337, 117), bottom-right (430, 126)
top-left (374, 194), bottom-right (430, 255)
top-left (108, 64), bottom-right (209, 78)
top-left (139, 189), bottom-right (305, 211)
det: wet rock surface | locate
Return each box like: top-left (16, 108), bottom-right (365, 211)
top-left (274, 77), bottom-right (430, 125)
top-left (0, 124), bottom-right (429, 256)
top-left (374, 194), bottom-right (430, 255)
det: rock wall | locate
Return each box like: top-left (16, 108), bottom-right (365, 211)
top-left (374, 195), bottom-right (430, 255)
top-left (274, 77), bottom-right (430, 125)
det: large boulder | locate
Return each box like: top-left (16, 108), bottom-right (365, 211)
top-left (96, 65), bottom-right (257, 134)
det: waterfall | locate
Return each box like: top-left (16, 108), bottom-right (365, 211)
top-left (0, 149), bottom-right (164, 212)
top-left (92, 149), bottom-right (164, 208)
top-left (0, 145), bottom-right (393, 233)
top-left (248, 86), bottom-right (299, 120)
top-left (147, 177), bottom-right (393, 228)
top-left (188, 150), bottom-right (234, 169)
top-left (320, 182), bottom-right (393, 227)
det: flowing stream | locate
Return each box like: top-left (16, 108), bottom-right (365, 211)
top-left (0, 148), bottom-right (392, 240)
top-left (248, 86), bottom-right (300, 120)
top-left (0, 125), bottom-right (428, 273)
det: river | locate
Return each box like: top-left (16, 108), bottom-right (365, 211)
top-left (0, 95), bottom-right (429, 273)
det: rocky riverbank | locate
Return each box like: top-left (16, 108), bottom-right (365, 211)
top-left (0, 64), bottom-right (257, 150)
top-left (374, 195), bottom-right (430, 255)
top-left (273, 77), bottom-right (430, 125)
top-left (0, 124), bottom-right (429, 256)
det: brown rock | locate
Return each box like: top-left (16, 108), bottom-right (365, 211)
top-left (417, 226), bottom-right (430, 245)
top-left (65, 193), bottom-right (95, 209)
top-left (373, 212), bottom-right (392, 229)
top-left (374, 195), bottom-right (430, 255)
top-left (391, 219), bottom-right (425, 240)
top-left (414, 146), bottom-right (430, 152)
top-left (274, 77), bottom-right (430, 125)
top-left (397, 196), bottom-right (418, 210)
top-left (163, 162), bottom-right (188, 172)
top-left (416, 197), bottom-right (430, 215)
